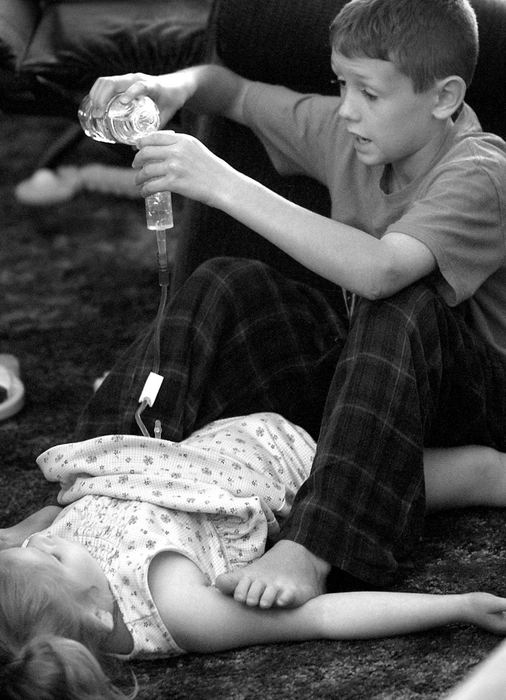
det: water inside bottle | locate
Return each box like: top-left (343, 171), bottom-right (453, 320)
top-left (78, 95), bottom-right (115, 143)
top-left (78, 94), bottom-right (161, 145)
top-left (107, 96), bottom-right (160, 145)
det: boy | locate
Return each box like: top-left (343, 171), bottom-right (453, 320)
top-left (85, 0), bottom-right (506, 608)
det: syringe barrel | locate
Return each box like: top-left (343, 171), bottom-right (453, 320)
top-left (145, 191), bottom-right (174, 230)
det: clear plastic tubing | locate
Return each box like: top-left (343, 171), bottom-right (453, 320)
top-left (78, 93), bottom-right (173, 230)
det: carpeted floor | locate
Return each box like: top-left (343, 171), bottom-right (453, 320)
top-left (1, 111), bottom-right (505, 699)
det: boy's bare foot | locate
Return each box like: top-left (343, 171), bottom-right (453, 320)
top-left (215, 540), bottom-right (330, 609)
top-left (0, 505), bottom-right (62, 550)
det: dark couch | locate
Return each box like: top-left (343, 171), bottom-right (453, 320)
top-left (0, 0), bottom-right (210, 117)
top-left (171, 0), bottom-right (506, 295)
top-left (0, 0), bottom-right (211, 163)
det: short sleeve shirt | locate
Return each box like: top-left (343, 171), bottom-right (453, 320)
top-left (243, 83), bottom-right (506, 358)
top-left (35, 413), bottom-right (315, 659)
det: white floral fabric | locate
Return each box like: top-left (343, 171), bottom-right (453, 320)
top-left (35, 413), bottom-right (315, 658)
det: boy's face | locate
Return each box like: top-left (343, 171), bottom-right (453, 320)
top-left (331, 50), bottom-right (444, 183)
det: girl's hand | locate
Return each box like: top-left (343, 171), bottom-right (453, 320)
top-left (464, 592), bottom-right (506, 634)
top-left (133, 130), bottom-right (238, 209)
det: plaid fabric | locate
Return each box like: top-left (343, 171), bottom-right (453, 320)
top-left (76, 257), bottom-right (506, 586)
top-left (281, 282), bottom-right (506, 584)
top-left (75, 257), bottom-right (346, 441)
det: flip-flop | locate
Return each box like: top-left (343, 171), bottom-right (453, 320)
top-left (0, 354), bottom-right (25, 421)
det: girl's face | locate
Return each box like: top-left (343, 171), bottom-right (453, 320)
top-left (331, 50), bottom-right (446, 185)
top-left (12, 533), bottom-right (111, 603)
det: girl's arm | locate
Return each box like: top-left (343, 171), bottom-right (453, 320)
top-left (149, 553), bottom-right (506, 654)
top-left (172, 589), bottom-right (506, 654)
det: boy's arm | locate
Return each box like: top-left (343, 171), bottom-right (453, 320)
top-left (218, 175), bottom-right (437, 297)
top-left (178, 65), bottom-right (250, 124)
top-left (134, 130), bottom-right (435, 299)
top-left (170, 70), bottom-right (436, 298)
top-left (90, 66), bottom-right (435, 298)
top-left (88, 65), bottom-right (250, 128)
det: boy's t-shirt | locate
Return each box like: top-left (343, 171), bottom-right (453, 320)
top-left (242, 83), bottom-right (506, 359)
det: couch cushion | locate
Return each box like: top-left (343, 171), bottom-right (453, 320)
top-left (0, 0), bottom-right (40, 71)
top-left (21, 1), bottom-right (211, 92)
top-left (215, 0), bottom-right (348, 94)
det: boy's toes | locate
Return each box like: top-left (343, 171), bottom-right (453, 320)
top-left (258, 584), bottom-right (282, 609)
top-left (275, 585), bottom-right (300, 608)
top-left (233, 576), bottom-right (255, 604)
top-left (244, 580), bottom-right (268, 607)
top-left (214, 571), bottom-right (239, 596)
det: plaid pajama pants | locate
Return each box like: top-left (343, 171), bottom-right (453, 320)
top-left (76, 257), bottom-right (506, 586)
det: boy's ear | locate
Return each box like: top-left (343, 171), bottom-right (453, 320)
top-left (432, 76), bottom-right (467, 119)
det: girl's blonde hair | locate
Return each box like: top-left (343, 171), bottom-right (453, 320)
top-left (0, 554), bottom-right (136, 700)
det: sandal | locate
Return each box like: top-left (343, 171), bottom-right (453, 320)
top-left (0, 355), bottom-right (25, 421)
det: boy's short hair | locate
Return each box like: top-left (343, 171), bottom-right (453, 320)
top-left (329, 0), bottom-right (479, 92)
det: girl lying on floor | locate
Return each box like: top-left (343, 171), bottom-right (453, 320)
top-left (0, 411), bottom-right (505, 700)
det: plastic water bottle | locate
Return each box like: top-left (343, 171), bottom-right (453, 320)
top-left (78, 93), bottom-right (173, 230)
